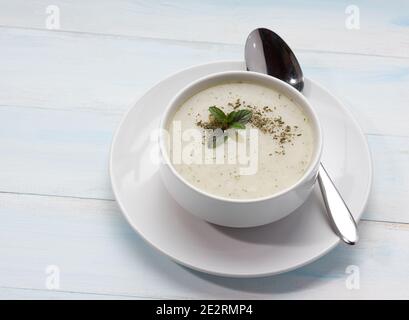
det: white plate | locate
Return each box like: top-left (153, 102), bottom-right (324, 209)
top-left (110, 61), bottom-right (372, 278)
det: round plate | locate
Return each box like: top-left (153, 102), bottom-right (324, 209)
top-left (110, 61), bottom-right (372, 277)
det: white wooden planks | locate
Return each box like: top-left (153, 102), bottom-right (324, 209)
top-left (0, 193), bottom-right (408, 299)
top-left (0, 0), bottom-right (408, 58)
top-left (0, 105), bottom-right (407, 223)
top-left (0, 0), bottom-right (408, 299)
top-left (0, 27), bottom-right (408, 136)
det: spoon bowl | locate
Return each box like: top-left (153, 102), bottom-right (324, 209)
top-left (245, 28), bottom-right (304, 91)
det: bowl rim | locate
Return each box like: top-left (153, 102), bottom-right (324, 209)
top-left (159, 70), bottom-right (323, 203)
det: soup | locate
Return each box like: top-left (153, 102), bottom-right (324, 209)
top-left (166, 82), bottom-right (315, 200)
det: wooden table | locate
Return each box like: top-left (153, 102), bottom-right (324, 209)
top-left (1, 0), bottom-right (408, 299)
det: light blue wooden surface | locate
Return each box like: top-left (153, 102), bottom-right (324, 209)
top-left (0, 0), bottom-right (408, 299)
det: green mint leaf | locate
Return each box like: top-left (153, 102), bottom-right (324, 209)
top-left (230, 122), bottom-right (246, 129)
top-left (209, 106), bottom-right (227, 123)
top-left (226, 111), bottom-right (237, 124)
top-left (203, 107), bottom-right (253, 148)
top-left (230, 109), bottom-right (252, 124)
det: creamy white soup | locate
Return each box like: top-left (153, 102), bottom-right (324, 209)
top-left (166, 82), bottom-right (315, 200)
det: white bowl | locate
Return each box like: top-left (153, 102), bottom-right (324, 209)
top-left (159, 71), bottom-right (323, 228)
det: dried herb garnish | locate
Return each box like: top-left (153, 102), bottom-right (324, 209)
top-left (196, 100), bottom-right (303, 151)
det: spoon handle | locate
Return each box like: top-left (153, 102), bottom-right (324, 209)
top-left (317, 163), bottom-right (358, 245)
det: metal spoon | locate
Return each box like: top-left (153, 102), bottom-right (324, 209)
top-left (245, 28), bottom-right (358, 245)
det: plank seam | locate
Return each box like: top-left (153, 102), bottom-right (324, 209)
top-left (0, 104), bottom-right (409, 138)
top-left (0, 190), bottom-right (407, 226)
top-left (1, 25), bottom-right (408, 61)
top-left (0, 285), bottom-right (188, 300)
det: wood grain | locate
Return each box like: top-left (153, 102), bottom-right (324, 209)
top-left (0, 105), bottom-right (407, 224)
top-left (1, 27), bottom-right (409, 137)
top-left (0, 0), bottom-right (408, 58)
top-left (0, 193), bottom-right (408, 299)
top-left (0, 287), bottom-right (141, 300)
top-left (0, 0), bottom-right (408, 299)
